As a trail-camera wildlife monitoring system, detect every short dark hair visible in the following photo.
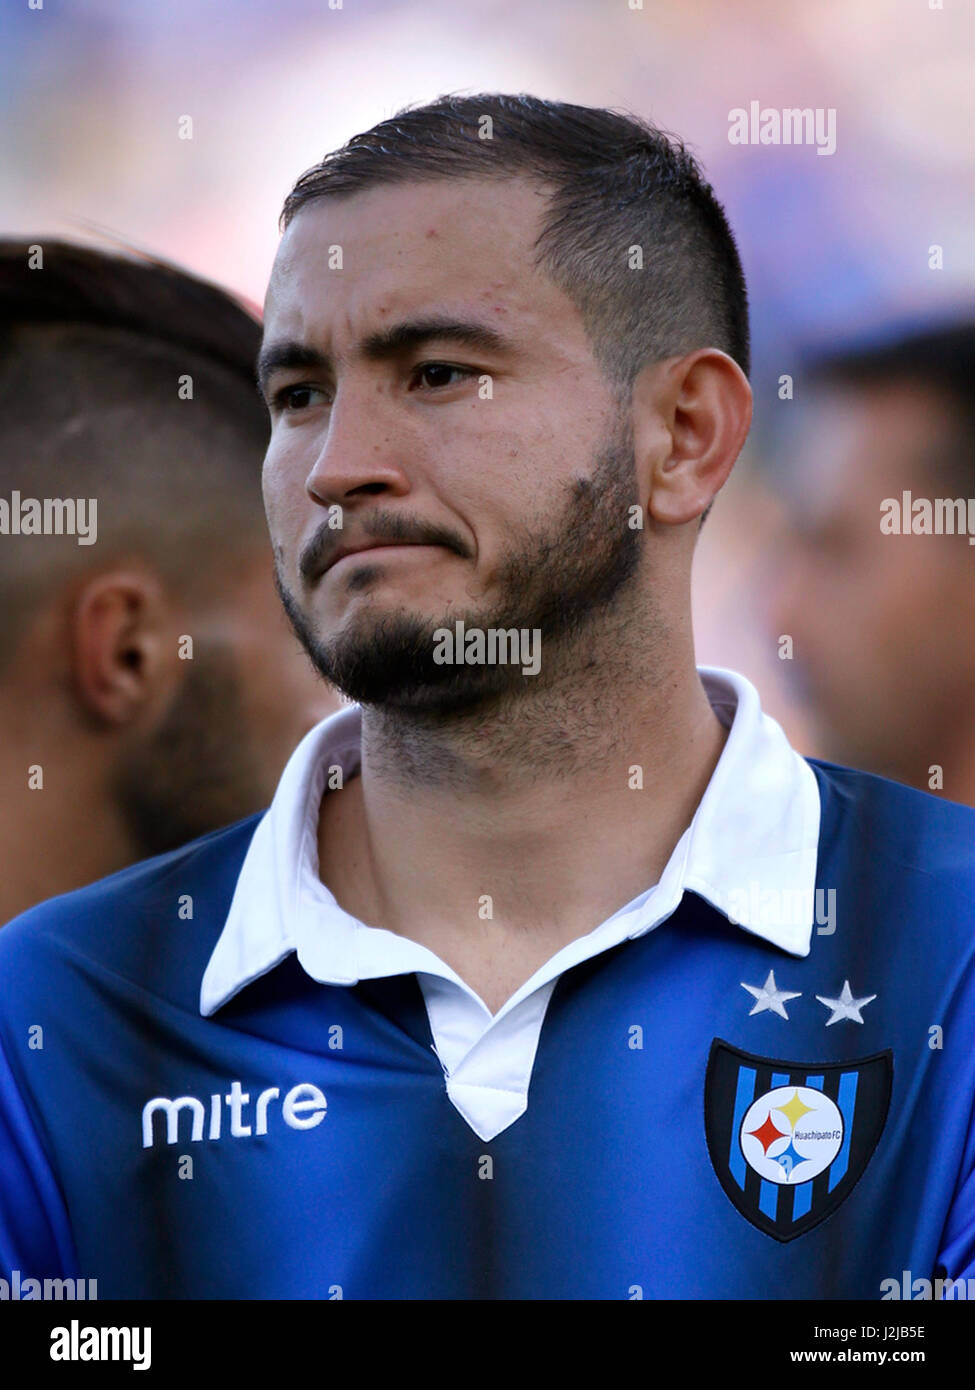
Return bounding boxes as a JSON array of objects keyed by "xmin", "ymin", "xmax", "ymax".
[
  {"xmin": 280, "ymin": 93, "xmax": 751, "ymax": 391},
  {"xmin": 804, "ymin": 319, "xmax": 975, "ymax": 488},
  {"xmin": 0, "ymin": 239, "xmax": 271, "ymax": 653}
]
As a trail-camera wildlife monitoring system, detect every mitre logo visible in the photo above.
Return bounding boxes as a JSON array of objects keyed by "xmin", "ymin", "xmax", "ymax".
[{"xmin": 141, "ymin": 1080, "xmax": 327, "ymax": 1148}]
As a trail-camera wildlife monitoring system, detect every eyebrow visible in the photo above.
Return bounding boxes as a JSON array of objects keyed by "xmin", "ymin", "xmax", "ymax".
[{"xmin": 256, "ymin": 315, "xmax": 512, "ymax": 401}]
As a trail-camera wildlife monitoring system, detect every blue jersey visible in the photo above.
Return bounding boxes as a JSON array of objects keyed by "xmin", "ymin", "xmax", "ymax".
[{"xmin": 1, "ymin": 759, "xmax": 974, "ymax": 1299}]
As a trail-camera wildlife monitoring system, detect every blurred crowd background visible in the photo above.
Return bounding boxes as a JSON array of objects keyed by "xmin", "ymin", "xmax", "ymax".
[{"xmin": 2, "ymin": 0, "xmax": 974, "ymax": 916}]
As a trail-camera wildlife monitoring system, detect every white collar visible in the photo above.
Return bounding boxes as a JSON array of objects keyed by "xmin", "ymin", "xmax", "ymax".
[{"xmin": 200, "ymin": 667, "xmax": 820, "ymax": 1017}]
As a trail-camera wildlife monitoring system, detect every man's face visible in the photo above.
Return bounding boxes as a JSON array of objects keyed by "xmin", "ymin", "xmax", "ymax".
[
  {"xmin": 772, "ymin": 382, "xmax": 975, "ymax": 783},
  {"xmin": 259, "ymin": 177, "xmax": 643, "ymax": 713}
]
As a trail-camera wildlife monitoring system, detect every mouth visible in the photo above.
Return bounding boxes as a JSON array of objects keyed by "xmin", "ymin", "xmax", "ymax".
[{"xmin": 324, "ymin": 543, "xmax": 442, "ymax": 576}]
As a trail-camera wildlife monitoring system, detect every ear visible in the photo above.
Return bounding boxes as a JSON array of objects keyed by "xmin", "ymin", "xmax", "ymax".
[
  {"xmin": 632, "ymin": 349, "xmax": 752, "ymax": 527},
  {"xmin": 70, "ymin": 570, "xmax": 179, "ymax": 725}
]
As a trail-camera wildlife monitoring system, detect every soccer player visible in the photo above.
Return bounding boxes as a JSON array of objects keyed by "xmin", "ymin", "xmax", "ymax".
[
  {"xmin": 0, "ymin": 96, "xmax": 973, "ymax": 1300},
  {"xmin": 771, "ymin": 322, "xmax": 975, "ymax": 804},
  {"xmin": 0, "ymin": 240, "xmax": 339, "ymax": 924}
]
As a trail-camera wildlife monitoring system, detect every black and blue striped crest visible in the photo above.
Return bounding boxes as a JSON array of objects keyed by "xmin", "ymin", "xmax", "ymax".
[{"xmin": 705, "ymin": 1038, "xmax": 892, "ymax": 1241}]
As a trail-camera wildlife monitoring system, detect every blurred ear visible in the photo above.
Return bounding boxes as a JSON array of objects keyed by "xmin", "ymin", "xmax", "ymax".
[
  {"xmin": 632, "ymin": 349, "xmax": 752, "ymax": 526},
  {"xmin": 70, "ymin": 570, "xmax": 179, "ymax": 725}
]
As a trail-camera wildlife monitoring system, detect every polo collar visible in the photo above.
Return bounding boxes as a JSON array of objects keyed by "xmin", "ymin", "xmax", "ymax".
[{"xmin": 200, "ymin": 667, "xmax": 820, "ymax": 1017}]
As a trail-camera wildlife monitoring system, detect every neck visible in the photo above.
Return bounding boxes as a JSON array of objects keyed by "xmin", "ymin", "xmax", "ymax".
[
  {"xmin": 950, "ymin": 738, "xmax": 975, "ymax": 809},
  {"xmin": 0, "ymin": 700, "xmax": 139, "ymax": 926},
  {"xmin": 904, "ymin": 719, "xmax": 975, "ymax": 809},
  {"xmin": 318, "ymin": 612, "xmax": 729, "ymax": 993}
]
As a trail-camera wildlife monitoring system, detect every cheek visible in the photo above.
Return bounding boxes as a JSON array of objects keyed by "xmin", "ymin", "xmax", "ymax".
[
  {"xmin": 262, "ymin": 447, "xmax": 310, "ymax": 549},
  {"xmin": 261, "ymin": 451, "xmax": 284, "ymax": 526}
]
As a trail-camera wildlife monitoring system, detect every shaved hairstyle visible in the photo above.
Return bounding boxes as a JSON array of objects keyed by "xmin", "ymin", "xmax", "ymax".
[
  {"xmin": 0, "ymin": 239, "xmax": 270, "ymax": 659},
  {"xmin": 281, "ymin": 92, "xmax": 751, "ymax": 392}
]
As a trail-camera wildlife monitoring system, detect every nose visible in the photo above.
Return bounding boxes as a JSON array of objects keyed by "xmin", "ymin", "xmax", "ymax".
[{"xmin": 304, "ymin": 380, "xmax": 412, "ymax": 509}]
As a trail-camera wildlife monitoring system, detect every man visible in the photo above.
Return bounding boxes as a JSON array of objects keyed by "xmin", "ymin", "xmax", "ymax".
[
  {"xmin": 0, "ymin": 240, "xmax": 339, "ymax": 923},
  {"xmin": 771, "ymin": 322, "xmax": 975, "ymax": 804},
  {"xmin": 0, "ymin": 96, "xmax": 973, "ymax": 1300}
]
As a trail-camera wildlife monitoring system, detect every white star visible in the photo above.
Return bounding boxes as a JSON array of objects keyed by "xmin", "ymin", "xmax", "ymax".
[
  {"xmin": 741, "ymin": 969, "xmax": 802, "ymax": 1020},
  {"xmin": 816, "ymin": 979, "xmax": 877, "ymax": 1026}
]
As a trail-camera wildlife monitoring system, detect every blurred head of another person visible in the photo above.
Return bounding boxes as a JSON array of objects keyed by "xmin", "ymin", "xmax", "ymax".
[
  {"xmin": 771, "ymin": 322, "xmax": 975, "ymax": 802},
  {"xmin": 0, "ymin": 240, "xmax": 341, "ymax": 922}
]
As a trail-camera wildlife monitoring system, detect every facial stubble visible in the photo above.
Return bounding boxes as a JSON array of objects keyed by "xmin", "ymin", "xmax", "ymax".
[{"xmin": 273, "ymin": 419, "xmax": 645, "ymax": 716}]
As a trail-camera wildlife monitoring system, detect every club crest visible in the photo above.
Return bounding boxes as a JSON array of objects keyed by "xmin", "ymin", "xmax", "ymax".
[{"xmin": 705, "ymin": 1038, "xmax": 892, "ymax": 1241}]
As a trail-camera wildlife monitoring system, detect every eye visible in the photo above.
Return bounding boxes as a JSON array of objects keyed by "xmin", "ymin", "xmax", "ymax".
[
  {"xmin": 411, "ymin": 362, "xmax": 475, "ymax": 390},
  {"xmin": 271, "ymin": 384, "xmax": 329, "ymax": 414}
]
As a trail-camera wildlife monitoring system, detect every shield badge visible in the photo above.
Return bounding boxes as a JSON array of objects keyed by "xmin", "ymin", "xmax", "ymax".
[{"xmin": 705, "ymin": 1038, "xmax": 892, "ymax": 1241}]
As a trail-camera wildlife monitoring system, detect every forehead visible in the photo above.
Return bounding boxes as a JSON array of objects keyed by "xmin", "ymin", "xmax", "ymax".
[{"xmin": 263, "ymin": 177, "xmax": 582, "ymax": 348}]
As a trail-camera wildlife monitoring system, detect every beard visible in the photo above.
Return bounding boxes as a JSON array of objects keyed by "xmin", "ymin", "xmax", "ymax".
[{"xmin": 274, "ymin": 416, "xmax": 644, "ymax": 716}]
